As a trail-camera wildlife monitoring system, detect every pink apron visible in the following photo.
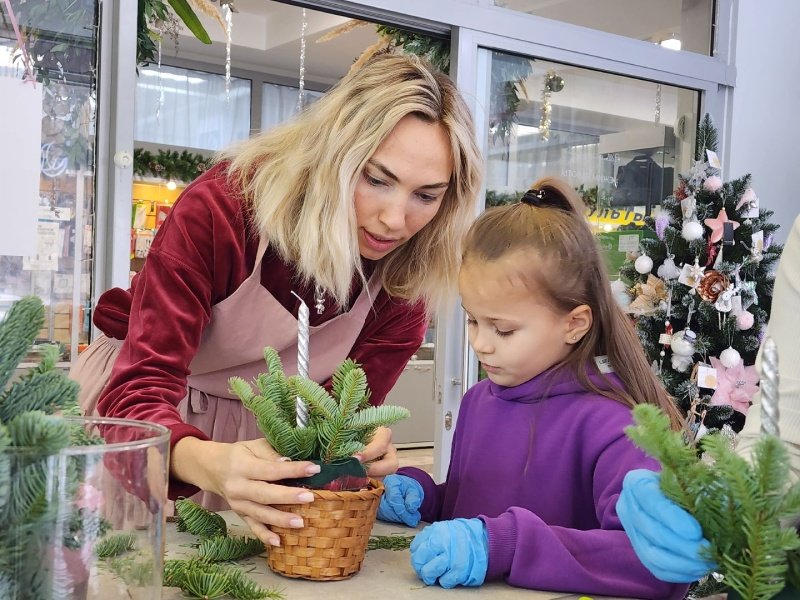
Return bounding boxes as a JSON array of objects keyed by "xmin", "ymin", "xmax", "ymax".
[{"xmin": 71, "ymin": 235, "xmax": 382, "ymax": 510}]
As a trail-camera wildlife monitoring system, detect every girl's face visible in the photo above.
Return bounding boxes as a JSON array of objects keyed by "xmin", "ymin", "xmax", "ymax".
[
  {"xmin": 459, "ymin": 256, "xmax": 576, "ymax": 388},
  {"xmin": 354, "ymin": 115, "xmax": 453, "ymax": 260}
]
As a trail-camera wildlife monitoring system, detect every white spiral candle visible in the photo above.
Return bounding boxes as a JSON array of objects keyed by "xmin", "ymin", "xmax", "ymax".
[
  {"xmin": 760, "ymin": 337, "xmax": 779, "ymax": 437},
  {"xmin": 291, "ymin": 292, "xmax": 310, "ymax": 428}
]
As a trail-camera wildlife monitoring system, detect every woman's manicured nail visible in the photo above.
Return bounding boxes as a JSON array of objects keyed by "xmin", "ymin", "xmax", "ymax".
[
  {"xmin": 279, "ymin": 456, "xmax": 292, "ymax": 462},
  {"xmin": 269, "ymin": 537, "xmax": 281, "ymax": 546},
  {"xmin": 354, "ymin": 453, "xmax": 364, "ymax": 462},
  {"xmin": 305, "ymin": 464, "xmax": 321, "ymax": 475},
  {"xmin": 289, "ymin": 517, "xmax": 304, "ymax": 528},
  {"xmin": 297, "ymin": 492, "xmax": 314, "ymax": 502}
]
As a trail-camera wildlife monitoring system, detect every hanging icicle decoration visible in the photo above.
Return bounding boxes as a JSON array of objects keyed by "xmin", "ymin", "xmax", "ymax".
[
  {"xmin": 539, "ymin": 70, "xmax": 564, "ymax": 142},
  {"xmin": 156, "ymin": 24, "xmax": 164, "ymax": 125},
  {"xmin": 297, "ymin": 8, "xmax": 308, "ymax": 112},
  {"xmin": 224, "ymin": 4, "xmax": 233, "ymax": 102},
  {"xmin": 539, "ymin": 71, "xmax": 553, "ymax": 142},
  {"xmin": 654, "ymin": 83, "xmax": 662, "ymax": 125}
]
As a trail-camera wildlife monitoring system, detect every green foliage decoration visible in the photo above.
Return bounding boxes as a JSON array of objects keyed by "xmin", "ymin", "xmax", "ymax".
[
  {"xmin": 626, "ymin": 404, "xmax": 800, "ymax": 600},
  {"xmin": 229, "ymin": 347, "xmax": 410, "ymax": 464},
  {"xmin": 134, "ymin": 148, "xmax": 213, "ymax": 183}
]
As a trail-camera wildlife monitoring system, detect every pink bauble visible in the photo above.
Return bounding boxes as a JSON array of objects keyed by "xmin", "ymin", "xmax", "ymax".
[
  {"xmin": 736, "ymin": 310, "xmax": 754, "ymax": 331},
  {"xmin": 703, "ymin": 176, "xmax": 723, "ymax": 192}
]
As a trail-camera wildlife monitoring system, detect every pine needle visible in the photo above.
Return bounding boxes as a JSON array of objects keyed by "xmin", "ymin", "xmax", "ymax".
[
  {"xmin": 198, "ymin": 535, "xmax": 265, "ymax": 562},
  {"xmin": 96, "ymin": 533, "xmax": 137, "ymax": 558},
  {"xmin": 175, "ymin": 497, "xmax": 228, "ymax": 538},
  {"xmin": 367, "ymin": 534, "xmax": 415, "ymax": 551}
]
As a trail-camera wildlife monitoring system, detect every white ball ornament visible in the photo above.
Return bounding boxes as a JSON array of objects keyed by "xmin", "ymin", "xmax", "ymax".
[
  {"xmin": 682, "ymin": 220, "xmax": 704, "ymax": 241},
  {"xmin": 736, "ymin": 310, "xmax": 754, "ymax": 331},
  {"xmin": 610, "ymin": 279, "xmax": 631, "ymax": 309},
  {"xmin": 720, "ymin": 346, "xmax": 742, "ymax": 369},
  {"xmin": 670, "ymin": 330, "xmax": 696, "ymax": 357},
  {"xmin": 634, "ymin": 254, "xmax": 653, "ymax": 274}
]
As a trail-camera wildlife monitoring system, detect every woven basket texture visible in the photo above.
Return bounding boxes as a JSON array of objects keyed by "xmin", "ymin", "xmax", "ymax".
[{"xmin": 267, "ymin": 478, "xmax": 384, "ymax": 580}]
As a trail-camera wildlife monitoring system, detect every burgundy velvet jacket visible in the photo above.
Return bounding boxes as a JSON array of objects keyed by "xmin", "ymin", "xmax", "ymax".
[{"xmin": 94, "ymin": 164, "xmax": 427, "ymax": 496}]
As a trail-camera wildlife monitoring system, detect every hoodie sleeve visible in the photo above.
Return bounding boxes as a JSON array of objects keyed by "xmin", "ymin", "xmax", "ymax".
[{"xmin": 480, "ymin": 430, "xmax": 689, "ymax": 600}]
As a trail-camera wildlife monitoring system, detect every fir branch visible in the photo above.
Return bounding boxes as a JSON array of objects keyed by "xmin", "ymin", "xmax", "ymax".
[
  {"xmin": 197, "ymin": 535, "xmax": 265, "ymax": 562},
  {"xmin": 96, "ymin": 533, "xmax": 137, "ymax": 558},
  {"xmin": 331, "ymin": 358, "xmax": 360, "ymax": 400},
  {"xmin": 0, "ymin": 371, "xmax": 80, "ymax": 422},
  {"xmin": 627, "ymin": 405, "xmax": 800, "ymax": 599},
  {"xmin": 695, "ymin": 113, "xmax": 718, "ymax": 161},
  {"xmin": 345, "ymin": 405, "xmax": 411, "ymax": 431},
  {"xmin": 107, "ymin": 553, "xmax": 155, "ymax": 588},
  {"xmin": 336, "ymin": 368, "xmax": 368, "ymax": 420},
  {"xmin": 291, "ymin": 376, "xmax": 338, "ymax": 421},
  {"xmin": 367, "ymin": 534, "xmax": 415, "ymax": 551},
  {"xmin": 5, "ymin": 411, "xmax": 71, "ymax": 452},
  {"xmin": 0, "ymin": 296, "xmax": 45, "ymax": 390},
  {"xmin": 182, "ymin": 570, "xmax": 229, "ymax": 599},
  {"xmin": 175, "ymin": 498, "xmax": 227, "ymax": 538}
]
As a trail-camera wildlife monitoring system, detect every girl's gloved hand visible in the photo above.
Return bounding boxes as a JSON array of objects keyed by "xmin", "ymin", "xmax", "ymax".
[
  {"xmin": 617, "ymin": 469, "xmax": 717, "ymax": 583},
  {"xmin": 410, "ymin": 518, "xmax": 488, "ymax": 588},
  {"xmin": 377, "ymin": 474, "xmax": 423, "ymax": 526}
]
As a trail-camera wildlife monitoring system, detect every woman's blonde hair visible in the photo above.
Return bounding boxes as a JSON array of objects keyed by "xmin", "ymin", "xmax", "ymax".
[
  {"xmin": 462, "ymin": 177, "xmax": 684, "ymax": 431},
  {"xmin": 220, "ymin": 53, "xmax": 482, "ymax": 312}
]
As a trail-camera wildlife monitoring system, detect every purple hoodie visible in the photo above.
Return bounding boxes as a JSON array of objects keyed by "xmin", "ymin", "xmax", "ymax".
[{"xmin": 399, "ymin": 367, "xmax": 687, "ymax": 600}]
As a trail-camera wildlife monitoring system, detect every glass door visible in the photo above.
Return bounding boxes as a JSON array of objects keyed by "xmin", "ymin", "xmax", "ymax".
[{"xmin": 0, "ymin": 1, "xmax": 100, "ymax": 365}]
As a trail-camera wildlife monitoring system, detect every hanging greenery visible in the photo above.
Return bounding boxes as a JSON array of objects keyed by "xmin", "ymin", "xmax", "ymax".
[
  {"xmin": 134, "ymin": 148, "xmax": 213, "ymax": 182},
  {"xmin": 137, "ymin": 0, "xmax": 215, "ymax": 67}
]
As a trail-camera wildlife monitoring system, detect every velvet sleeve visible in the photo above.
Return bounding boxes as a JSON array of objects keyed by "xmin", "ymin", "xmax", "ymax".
[
  {"xmin": 96, "ymin": 170, "xmax": 247, "ymax": 499},
  {"xmin": 481, "ymin": 426, "xmax": 688, "ymax": 600}
]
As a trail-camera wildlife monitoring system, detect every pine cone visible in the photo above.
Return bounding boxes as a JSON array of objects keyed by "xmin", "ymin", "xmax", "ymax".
[{"xmin": 697, "ymin": 270, "xmax": 729, "ymax": 302}]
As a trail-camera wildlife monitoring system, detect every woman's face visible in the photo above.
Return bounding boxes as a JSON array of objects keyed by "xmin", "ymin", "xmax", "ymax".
[{"xmin": 354, "ymin": 114, "xmax": 453, "ymax": 260}]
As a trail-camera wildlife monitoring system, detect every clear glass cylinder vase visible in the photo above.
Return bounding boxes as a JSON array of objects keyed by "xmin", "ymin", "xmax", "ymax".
[{"xmin": 1, "ymin": 417, "xmax": 170, "ymax": 600}]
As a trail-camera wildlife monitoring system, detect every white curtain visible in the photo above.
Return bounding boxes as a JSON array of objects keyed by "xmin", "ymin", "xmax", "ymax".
[
  {"xmin": 135, "ymin": 65, "xmax": 251, "ymax": 151},
  {"xmin": 261, "ymin": 83, "xmax": 322, "ymax": 132}
]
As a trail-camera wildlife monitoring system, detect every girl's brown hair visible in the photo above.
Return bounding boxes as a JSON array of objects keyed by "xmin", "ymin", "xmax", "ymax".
[{"xmin": 462, "ymin": 177, "xmax": 683, "ymax": 431}]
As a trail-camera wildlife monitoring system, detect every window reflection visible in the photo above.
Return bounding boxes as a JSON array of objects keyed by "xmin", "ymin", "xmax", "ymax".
[
  {"xmin": 494, "ymin": 0, "xmax": 714, "ymax": 56},
  {"xmin": 479, "ymin": 50, "xmax": 699, "ymax": 232}
]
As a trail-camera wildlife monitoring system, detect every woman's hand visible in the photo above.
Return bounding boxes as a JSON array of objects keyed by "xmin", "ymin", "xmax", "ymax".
[
  {"xmin": 355, "ymin": 426, "xmax": 399, "ymax": 477},
  {"xmin": 172, "ymin": 437, "xmax": 320, "ymax": 546}
]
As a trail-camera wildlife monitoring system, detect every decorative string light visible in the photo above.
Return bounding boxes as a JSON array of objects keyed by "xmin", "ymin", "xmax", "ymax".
[{"xmin": 297, "ymin": 8, "xmax": 308, "ymax": 112}]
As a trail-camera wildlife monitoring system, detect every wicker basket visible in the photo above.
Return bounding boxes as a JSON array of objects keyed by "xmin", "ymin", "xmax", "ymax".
[{"xmin": 267, "ymin": 478, "xmax": 385, "ymax": 580}]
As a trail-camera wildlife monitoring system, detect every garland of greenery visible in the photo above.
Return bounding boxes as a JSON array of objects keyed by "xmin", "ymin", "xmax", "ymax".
[{"xmin": 134, "ymin": 148, "xmax": 213, "ymax": 183}]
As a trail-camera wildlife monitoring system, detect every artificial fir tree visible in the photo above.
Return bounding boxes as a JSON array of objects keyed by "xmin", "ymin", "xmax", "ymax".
[{"xmin": 619, "ymin": 115, "xmax": 782, "ymax": 434}]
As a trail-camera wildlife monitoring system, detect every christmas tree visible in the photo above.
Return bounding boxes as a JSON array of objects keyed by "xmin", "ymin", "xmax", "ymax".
[{"xmin": 618, "ymin": 115, "xmax": 782, "ymax": 434}]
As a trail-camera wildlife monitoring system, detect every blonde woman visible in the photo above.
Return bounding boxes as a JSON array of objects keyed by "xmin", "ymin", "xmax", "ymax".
[{"xmin": 71, "ymin": 54, "xmax": 482, "ymax": 546}]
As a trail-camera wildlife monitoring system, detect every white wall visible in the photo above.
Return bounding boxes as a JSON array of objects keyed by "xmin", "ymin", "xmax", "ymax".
[{"xmin": 728, "ymin": 1, "xmax": 800, "ymax": 244}]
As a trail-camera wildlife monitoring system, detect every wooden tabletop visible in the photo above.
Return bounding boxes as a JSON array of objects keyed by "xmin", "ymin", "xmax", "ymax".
[{"xmin": 162, "ymin": 512, "xmax": 634, "ymax": 600}]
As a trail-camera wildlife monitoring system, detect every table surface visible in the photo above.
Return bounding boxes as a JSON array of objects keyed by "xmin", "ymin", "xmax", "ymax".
[{"xmin": 162, "ymin": 512, "xmax": 636, "ymax": 600}]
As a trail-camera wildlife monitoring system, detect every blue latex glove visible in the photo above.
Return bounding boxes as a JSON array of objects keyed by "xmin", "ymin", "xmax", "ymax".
[
  {"xmin": 617, "ymin": 469, "xmax": 717, "ymax": 583},
  {"xmin": 410, "ymin": 518, "xmax": 488, "ymax": 588},
  {"xmin": 377, "ymin": 474, "xmax": 423, "ymax": 527}
]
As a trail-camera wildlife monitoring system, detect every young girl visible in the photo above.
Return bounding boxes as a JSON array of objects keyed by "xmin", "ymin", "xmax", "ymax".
[{"xmin": 377, "ymin": 178, "xmax": 687, "ymax": 599}]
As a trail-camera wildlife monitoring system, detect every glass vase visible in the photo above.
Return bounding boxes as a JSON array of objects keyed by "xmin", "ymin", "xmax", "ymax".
[{"xmin": 1, "ymin": 417, "xmax": 170, "ymax": 599}]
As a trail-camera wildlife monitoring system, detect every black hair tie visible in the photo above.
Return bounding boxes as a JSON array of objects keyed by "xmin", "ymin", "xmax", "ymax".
[{"xmin": 520, "ymin": 188, "xmax": 559, "ymax": 208}]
